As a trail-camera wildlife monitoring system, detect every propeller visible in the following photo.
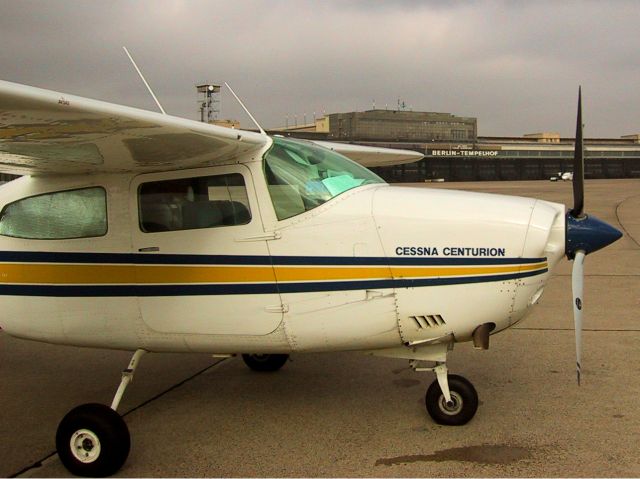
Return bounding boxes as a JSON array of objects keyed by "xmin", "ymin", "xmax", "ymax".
[
  {"xmin": 571, "ymin": 250, "xmax": 584, "ymax": 385},
  {"xmin": 566, "ymin": 87, "xmax": 622, "ymax": 385},
  {"xmin": 571, "ymin": 87, "xmax": 584, "ymax": 218}
]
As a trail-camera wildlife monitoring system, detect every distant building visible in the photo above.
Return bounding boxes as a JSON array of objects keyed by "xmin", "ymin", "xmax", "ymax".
[
  {"xmin": 523, "ymin": 132, "xmax": 561, "ymax": 143},
  {"xmin": 210, "ymin": 119, "xmax": 241, "ymax": 129},
  {"xmin": 370, "ymin": 134, "xmax": 640, "ymax": 182},
  {"xmin": 269, "ymin": 109, "xmax": 640, "ymax": 182},
  {"xmin": 325, "ymin": 110, "xmax": 477, "ymax": 143}
]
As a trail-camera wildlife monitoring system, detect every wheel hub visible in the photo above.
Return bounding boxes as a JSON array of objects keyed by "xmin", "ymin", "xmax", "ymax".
[
  {"xmin": 438, "ymin": 391, "xmax": 464, "ymax": 416},
  {"xmin": 70, "ymin": 429, "xmax": 101, "ymax": 463}
]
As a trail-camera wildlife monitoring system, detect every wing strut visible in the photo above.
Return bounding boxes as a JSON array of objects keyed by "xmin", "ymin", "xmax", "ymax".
[{"xmin": 224, "ymin": 82, "xmax": 267, "ymax": 136}]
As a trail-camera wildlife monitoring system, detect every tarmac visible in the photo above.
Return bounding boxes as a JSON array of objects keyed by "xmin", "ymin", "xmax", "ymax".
[{"xmin": 1, "ymin": 178, "xmax": 639, "ymax": 477}]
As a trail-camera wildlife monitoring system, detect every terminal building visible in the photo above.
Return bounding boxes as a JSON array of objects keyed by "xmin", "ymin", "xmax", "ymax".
[{"xmin": 272, "ymin": 110, "xmax": 640, "ymax": 182}]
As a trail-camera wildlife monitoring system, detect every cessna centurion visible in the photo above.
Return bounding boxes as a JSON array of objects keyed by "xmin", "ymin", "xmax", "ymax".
[{"xmin": 0, "ymin": 79, "xmax": 621, "ymax": 476}]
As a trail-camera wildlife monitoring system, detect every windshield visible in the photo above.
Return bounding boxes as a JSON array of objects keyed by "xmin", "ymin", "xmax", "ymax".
[{"xmin": 264, "ymin": 137, "xmax": 385, "ymax": 220}]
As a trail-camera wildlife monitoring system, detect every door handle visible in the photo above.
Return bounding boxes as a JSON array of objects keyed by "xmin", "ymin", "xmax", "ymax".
[{"xmin": 138, "ymin": 246, "xmax": 160, "ymax": 252}]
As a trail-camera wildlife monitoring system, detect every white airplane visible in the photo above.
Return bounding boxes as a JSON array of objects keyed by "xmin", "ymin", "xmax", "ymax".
[{"xmin": 0, "ymin": 81, "xmax": 621, "ymax": 477}]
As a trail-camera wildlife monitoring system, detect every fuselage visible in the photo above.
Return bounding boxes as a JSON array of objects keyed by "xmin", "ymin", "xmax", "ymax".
[{"xmin": 0, "ymin": 137, "xmax": 566, "ymax": 354}]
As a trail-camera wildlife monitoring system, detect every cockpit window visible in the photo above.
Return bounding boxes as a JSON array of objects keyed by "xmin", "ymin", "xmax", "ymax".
[{"xmin": 263, "ymin": 137, "xmax": 384, "ymax": 220}]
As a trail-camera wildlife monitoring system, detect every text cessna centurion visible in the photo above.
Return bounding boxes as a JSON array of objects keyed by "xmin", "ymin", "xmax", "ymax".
[
  {"xmin": 0, "ymin": 80, "xmax": 621, "ymax": 477},
  {"xmin": 395, "ymin": 246, "xmax": 507, "ymax": 257}
]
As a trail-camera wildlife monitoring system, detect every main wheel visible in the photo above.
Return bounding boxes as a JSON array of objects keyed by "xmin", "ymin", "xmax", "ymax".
[
  {"xmin": 425, "ymin": 374, "xmax": 478, "ymax": 426},
  {"xmin": 56, "ymin": 403, "xmax": 130, "ymax": 477},
  {"xmin": 242, "ymin": 353, "xmax": 289, "ymax": 372}
]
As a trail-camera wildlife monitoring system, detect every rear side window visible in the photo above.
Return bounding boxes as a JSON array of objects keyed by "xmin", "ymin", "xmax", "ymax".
[
  {"xmin": 138, "ymin": 173, "xmax": 251, "ymax": 233},
  {"xmin": 0, "ymin": 187, "xmax": 107, "ymax": 239}
]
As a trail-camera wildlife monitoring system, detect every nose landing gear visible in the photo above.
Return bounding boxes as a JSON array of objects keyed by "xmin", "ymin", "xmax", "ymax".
[
  {"xmin": 425, "ymin": 373, "xmax": 478, "ymax": 425},
  {"xmin": 411, "ymin": 360, "xmax": 479, "ymax": 426}
]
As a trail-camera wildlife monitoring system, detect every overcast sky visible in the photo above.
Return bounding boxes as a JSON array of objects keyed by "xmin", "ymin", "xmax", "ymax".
[{"xmin": 1, "ymin": 0, "xmax": 638, "ymax": 137}]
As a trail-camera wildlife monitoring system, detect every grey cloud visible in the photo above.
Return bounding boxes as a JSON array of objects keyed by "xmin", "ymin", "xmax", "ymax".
[{"xmin": 0, "ymin": 0, "xmax": 638, "ymax": 136}]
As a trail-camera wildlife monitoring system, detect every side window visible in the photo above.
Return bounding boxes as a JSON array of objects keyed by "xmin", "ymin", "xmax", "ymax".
[
  {"xmin": 138, "ymin": 173, "xmax": 251, "ymax": 233},
  {"xmin": 0, "ymin": 187, "xmax": 107, "ymax": 239}
]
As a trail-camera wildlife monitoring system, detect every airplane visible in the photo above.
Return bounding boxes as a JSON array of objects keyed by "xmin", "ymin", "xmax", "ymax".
[{"xmin": 0, "ymin": 80, "xmax": 622, "ymax": 477}]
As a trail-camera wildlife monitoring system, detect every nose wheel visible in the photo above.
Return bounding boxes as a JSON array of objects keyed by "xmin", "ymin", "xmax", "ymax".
[
  {"xmin": 425, "ymin": 374, "xmax": 478, "ymax": 425},
  {"xmin": 411, "ymin": 359, "xmax": 478, "ymax": 426}
]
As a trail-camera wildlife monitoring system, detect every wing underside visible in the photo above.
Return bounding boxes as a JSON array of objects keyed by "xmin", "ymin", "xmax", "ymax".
[
  {"xmin": 311, "ymin": 140, "xmax": 424, "ymax": 167},
  {"xmin": 0, "ymin": 80, "xmax": 269, "ymax": 175}
]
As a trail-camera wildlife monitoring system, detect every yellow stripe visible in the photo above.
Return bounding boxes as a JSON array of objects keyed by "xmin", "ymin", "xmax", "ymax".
[
  {"xmin": 0, "ymin": 261, "xmax": 548, "ymax": 285},
  {"xmin": 0, "ymin": 264, "xmax": 275, "ymax": 284},
  {"xmin": 274, "ymin": 266, "xmax": 391, "ymax": 282}
]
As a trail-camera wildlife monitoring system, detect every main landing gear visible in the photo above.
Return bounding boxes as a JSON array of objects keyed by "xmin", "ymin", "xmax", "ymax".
[
  {"xmin": 412, "ymin": 360, "xmax": 478, "ymax": 426},
  {"xmin": 242, "ymin": 353, "xmax": 289, "ymax": 372},
  {"xmin": 56, "ymin": 349, "xmax": 146, "ymax": 477}
]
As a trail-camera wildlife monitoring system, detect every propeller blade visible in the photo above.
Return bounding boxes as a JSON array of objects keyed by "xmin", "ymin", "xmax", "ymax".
[
  {"xmin": 572, "ymin": 86, "xmax": 585, "ymax": 217},
  {"xmin": 571, "ymin": 250, "xmax": 585, "ymax": 385}
]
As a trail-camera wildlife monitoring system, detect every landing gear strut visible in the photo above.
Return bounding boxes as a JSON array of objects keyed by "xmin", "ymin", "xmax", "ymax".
[{"xmin": 56, "ymin": 349, "xmax": 146, "ymax": 477}]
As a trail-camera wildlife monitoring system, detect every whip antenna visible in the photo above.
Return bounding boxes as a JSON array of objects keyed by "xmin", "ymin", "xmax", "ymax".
[{"xmin": 122, "ymin": 46, "xmax": 166, "ymax": 115}]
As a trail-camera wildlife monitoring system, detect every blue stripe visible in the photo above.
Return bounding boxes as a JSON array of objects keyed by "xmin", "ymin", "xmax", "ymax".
[
  {"xmin": 0, "ymin": 269, "xmax": 547, "ymax": 297},
  {"xmin": 0, "ymin": 250, "xmax": 547, "ymax": 267}
]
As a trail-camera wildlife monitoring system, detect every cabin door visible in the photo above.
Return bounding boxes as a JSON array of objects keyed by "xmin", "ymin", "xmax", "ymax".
[{"xmin": 130, "ymin": 165, "xmax": 283, "ymax": 336}]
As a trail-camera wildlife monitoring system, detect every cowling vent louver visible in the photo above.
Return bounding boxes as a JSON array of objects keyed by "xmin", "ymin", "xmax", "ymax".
[{"xmin": 410, "ymin": 315, "xmax": 446, "ymax": 329}]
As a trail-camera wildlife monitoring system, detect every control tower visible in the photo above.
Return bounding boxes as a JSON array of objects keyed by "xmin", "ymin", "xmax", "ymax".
[{"xmin": 196, "ymin": 83, "xmax": 221, "ymax": 123}]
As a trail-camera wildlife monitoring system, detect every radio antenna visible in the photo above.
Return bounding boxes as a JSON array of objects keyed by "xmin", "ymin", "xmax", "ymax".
[
  {"xmin": 224, "ymin": 82, "xmax": 266, "ymax": 135},
  {"xmin": 122, "ymin": 46, "xmax": 166, "ymax": 115}
]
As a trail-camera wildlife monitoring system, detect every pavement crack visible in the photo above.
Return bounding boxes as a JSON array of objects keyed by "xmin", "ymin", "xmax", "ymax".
[
  {"xmin": 615, "ymin": 193, "xmax": 640, "ymax": 248},
  {"xmin": 9, "ymin": 453, "xmax": 56, "ymax": 478}
]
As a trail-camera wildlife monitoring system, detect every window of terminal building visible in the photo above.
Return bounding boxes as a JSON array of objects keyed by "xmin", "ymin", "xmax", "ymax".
[
  {"xmin": 452, "ymin": 130, "xmax": 466, "ymax": 141},
  {"xmin": 0, "ymin": 187, "xmax": 107, "ymax": 239},
  {"xmin": 138, "ymin": 173, "xmax": 251, "ymax": 233}
]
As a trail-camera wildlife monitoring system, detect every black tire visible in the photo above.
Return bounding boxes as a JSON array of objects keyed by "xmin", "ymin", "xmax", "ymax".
[
  {"xmin": 425, "ymin": 374, "xmax": 478, "ymax": 426},
  {"xmin": 56, "ymin": 403, "xmax": 130, "ymax": 477},
  {"xmin": 242, "ymin": 353, "xmax": 289, "ymax": 372}
]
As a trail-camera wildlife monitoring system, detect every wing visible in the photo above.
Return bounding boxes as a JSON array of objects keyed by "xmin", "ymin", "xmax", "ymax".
[
  {"xmin": 311, "ymin": 140, "xmax": 424, "ymax": 167},
  {"xmin": 0, "ymin": 80, "xmax": 269, "ymax": 175}
]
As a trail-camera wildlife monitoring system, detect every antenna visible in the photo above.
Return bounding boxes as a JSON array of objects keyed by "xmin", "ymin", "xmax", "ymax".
[
  {"xmin": 224, "ymin": 82, "xmax": 266, "ymax": 135},
  {"xmin": 122, "ymin": 46, "xmax": 166, "ymax": 115}
]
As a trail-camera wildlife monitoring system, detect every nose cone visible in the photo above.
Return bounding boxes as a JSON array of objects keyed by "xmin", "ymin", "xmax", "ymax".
[{"xmin": 566, "ymin": 213, "xmax": 623, "ymax": 259}]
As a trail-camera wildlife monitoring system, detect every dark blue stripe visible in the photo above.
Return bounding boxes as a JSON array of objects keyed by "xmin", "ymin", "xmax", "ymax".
[
  {"xmin": 0, "ymin": 269, "xmax": 547, "ymax": 297},
  {"xmin": 0, "ymin": 251, "xmax": 274, "ymax": 265},
  {"xmin": 0, "ymin": 250, "xmax": 547, "ymax": 267}
]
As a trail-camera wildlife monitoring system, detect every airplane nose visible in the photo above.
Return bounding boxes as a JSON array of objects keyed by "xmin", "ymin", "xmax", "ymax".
[{"xmin": 566, "ymin": 213, "xmax": 623, "ymax": 259}]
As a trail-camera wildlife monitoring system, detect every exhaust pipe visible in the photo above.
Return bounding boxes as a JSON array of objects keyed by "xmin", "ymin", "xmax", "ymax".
[{"xmin": 472, "ymin": 323, "xmax": 496, "ymax": 350}]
